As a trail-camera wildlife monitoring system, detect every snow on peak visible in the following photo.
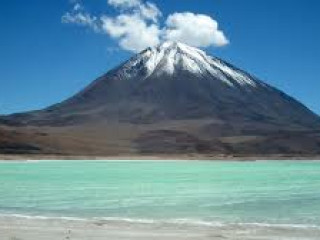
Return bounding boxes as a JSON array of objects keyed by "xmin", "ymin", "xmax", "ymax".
[
  {"xmin": 120, "ymin": 41, "xmax": 257, "ymax": 87},
  {"xmin": 142, "ymin": 41, "xmax": 213, "ymax": 75}
]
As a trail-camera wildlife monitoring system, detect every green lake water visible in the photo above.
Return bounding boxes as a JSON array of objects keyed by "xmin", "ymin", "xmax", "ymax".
[{"xmin": 1, "ymin": 160, "xmax": 320, "ymax": 226}]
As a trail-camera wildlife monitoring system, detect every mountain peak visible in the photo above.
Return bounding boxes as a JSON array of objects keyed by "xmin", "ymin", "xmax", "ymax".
[
  {"xmin": 118, "ymin": 41, "xmax": 258, "ymax": 87},
  {"xmin": 154, "ymin": 41, "xmax": 199, "ymax": 53},
  {"xmin": 142, "ymin": 41, "xmax": 213, "ymax": 75}
]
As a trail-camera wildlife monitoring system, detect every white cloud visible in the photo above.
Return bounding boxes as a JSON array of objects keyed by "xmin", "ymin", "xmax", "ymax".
[
  {"xmin": 138, "ymin": 2, "xmax": 162, "ymax": 23},
  {"xmin": 62, "ymin": 3, "xmax": 100, "ymax": 32},
  {"xmin": 101, "ymin": 14, "xmax": 161, "ymax": 52},
  {"xmin": 100, "ymin": 0, "xmax": 162, "ymax": 52},
  {"xmin": 164, "ymin": 12, "xmax": 229, "ymax": 47},
  {"xmin": 108, "ymin": 0, "xmax": 141, "ymax": 9},
  {"xmin": 62, "ymin": 1, "xmax": 229, "ymax": 52},
  {"xmin": 108, "ymin": 0, "xmax": 161, "ymax": 23},
  {"xmin": 73, "ymin": 3, "xmax": 83, "ymax": 11}
]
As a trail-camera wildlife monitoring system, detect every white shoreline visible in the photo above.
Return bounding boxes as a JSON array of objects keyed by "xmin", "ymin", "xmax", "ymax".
[
  {"xmin": 1, "ymin": 153, "xmax": 320, "ymax": 161},
  {"xmin": 1, "ymin": 159, "xmax": 320, "ymax": 164},
  {"xmin": 2, "ymin": 213, "xmax": 320, "ymax": 230}
]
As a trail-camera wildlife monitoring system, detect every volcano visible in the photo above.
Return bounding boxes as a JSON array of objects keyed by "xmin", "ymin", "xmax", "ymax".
[{"xmin": 1, "ymin": 41, "xmax": 320, "ymax": 158}]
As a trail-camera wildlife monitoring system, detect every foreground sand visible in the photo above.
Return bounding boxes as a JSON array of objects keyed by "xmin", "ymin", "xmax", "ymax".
[{"xmin": 1, "ymin": 216, "xmax": 320, "ymax": 240}]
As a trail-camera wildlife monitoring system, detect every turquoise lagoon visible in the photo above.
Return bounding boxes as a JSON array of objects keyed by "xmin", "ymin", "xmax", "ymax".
[{"xmin": 1, "ymin": 160, "xmax": 320, "ymax": 227}]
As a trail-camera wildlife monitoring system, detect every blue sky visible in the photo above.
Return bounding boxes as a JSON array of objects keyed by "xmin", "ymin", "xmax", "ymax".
[{"xmin": 0, "ymin": 0, "xmax": 319, "ymax": 115}]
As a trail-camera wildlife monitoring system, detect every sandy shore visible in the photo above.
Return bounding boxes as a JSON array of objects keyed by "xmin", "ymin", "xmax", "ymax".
[{"xmin": 1, "ymin": 216, "xmax": 320, "ymax": 240}]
